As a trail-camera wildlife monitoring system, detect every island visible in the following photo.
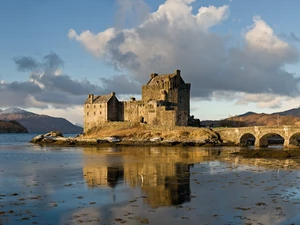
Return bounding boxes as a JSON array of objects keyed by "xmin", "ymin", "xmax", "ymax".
[
  {"xmin": 0, "ymin": 120, "xmax": 28, "ymax": 133},
  {"xmin": 31, "ymin": 70, "xmax": 222, "ymax": 147}
]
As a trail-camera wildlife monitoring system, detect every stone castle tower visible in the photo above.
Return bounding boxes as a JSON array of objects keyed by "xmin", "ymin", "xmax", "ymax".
[{"xmin": 84, "ymin": 69, "xmax": 191, "ymax": 132}]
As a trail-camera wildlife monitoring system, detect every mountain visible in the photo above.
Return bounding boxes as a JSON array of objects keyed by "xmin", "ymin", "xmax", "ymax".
[
  {"xmin": 0, "ymin": 120, "xmax": 28, "ymax": 133},
  {"xmin": 277, "ymin": 107, "xmax": 300, "ymax": 117},
  {"xmin": 74, "ymin": 123, "xmax": 83, "ymax": 128},
  {"xmin": 202, "ymin": 107, "xmax": 300, "ymax": 127},
  {"xmin": 1, "ymin": 107, "xmax": 33, "ymax": 115},
  {"xmin": 237, "ymin": 111, "xmax": 256, "ymax": 117},
  {"xmin": 0, "ymin": 108, "xmax": 83, "ymax": 134}
]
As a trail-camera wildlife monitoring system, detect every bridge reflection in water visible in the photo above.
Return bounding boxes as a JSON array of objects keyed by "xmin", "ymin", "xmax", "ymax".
[{"xmin": 82, "ymin": 147, "xmax": 225, "ymax": 208}]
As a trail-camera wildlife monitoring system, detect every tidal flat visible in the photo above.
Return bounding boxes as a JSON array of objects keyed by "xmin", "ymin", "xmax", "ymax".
[{"xmin": 1, "ymin": 135, "xmax": 300, "ymax": 225}]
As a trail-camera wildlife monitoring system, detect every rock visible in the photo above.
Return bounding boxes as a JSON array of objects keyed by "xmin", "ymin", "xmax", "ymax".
[
  {"xmin": 150, "ymin": 137, "xmax": 163, "ymax": 142},
  {"xmin": 44, "ymin": 131, "xmax": 63, "ymax": 137},
  {"xmin": 104, "ymin": 137, "xmax": 121, "ymax": 143},
  {"xmin": 30, "ymin": 134, "xmax": 44, "ymax": 143},
  {"xmin": 30, "ymin": 131, "xmax": 64, "ymax": 143}
]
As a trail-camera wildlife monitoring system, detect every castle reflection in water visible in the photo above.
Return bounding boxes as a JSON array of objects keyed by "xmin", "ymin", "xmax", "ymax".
[
  {"xmin": 82, "ymin": 146, "xmax": 300, "ymax": 208},
  {"xmin": 82, "ymin": 146, "xmax": 216, "ymax": 208}
]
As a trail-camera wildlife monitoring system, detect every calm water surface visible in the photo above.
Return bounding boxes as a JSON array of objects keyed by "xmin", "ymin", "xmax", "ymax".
[{"xmin": 1, "ymin": 134, "xmax": 300, "ymax": 225}]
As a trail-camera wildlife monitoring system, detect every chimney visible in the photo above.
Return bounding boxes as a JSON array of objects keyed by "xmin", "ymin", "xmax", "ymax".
[
  {"xmin": 174, "ymin": 69, "xmax": 181, "ymax": 76},
  {"xmin": 111, "ymin": 92, "xmax": 115, "ymax": 96},
  {"xmin": 151, "ymin": 73, "xmax": 158, "ymax": 79},
  {"xmin": 89, "ymin": 94, "xmax": 94, "ymax": 103}
]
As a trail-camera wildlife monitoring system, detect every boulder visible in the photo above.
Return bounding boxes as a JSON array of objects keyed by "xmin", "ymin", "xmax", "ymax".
[
  {"xmin": 30, "ymin": 134, "xmax": 44, "ymax": 143},
  {"xmin": 44, "ymin": 131, "xmax": 63, "ymax": 137}
]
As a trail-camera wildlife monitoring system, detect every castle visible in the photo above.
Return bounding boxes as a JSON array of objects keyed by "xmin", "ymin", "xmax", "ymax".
[{"xmin": 84, "ymin": 69, "xmax": 192, "ymax": 132}]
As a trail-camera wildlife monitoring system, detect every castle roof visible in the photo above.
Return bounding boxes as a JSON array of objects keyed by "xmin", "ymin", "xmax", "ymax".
[
  {"xmin": 94, "ymin": 94, "xmax": 113, "ymax": 103},
  {"xmin": 84, "ymin": 93, "xmax": 114, "ymax": 104},
  {"xmin": 147, "ymin": 73, "xmax": 176, "ymax": 85}
]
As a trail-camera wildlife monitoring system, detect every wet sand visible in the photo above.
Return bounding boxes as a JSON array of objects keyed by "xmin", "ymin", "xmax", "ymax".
[{"xmin": 1, "ymin": 145, "xmax": 300, "ymax": 224}]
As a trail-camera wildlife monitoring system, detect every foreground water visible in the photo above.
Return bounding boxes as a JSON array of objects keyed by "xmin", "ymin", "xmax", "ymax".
[{"xmin": 1, "ymin": 134, "xmax": 300, "ymax": 224}]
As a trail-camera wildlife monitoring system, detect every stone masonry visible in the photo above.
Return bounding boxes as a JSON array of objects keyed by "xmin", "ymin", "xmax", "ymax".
[{"xmin": 84, "ymin": 69, "xmax": 191, "ymax": 132}]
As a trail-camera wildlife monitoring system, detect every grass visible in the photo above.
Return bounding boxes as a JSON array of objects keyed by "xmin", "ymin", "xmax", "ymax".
[{"xmin": 83, "ymin": 122, "xmax": 218, "ymax": 142}]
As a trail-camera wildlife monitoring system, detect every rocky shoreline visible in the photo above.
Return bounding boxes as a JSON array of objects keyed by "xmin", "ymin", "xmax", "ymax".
[
  {"xmin": 30, "ymin": 130, "xmax": 300, "ymax": 159},
  {"xmin": 30, "ymin": 131, "xmax": 224, "ymax": 147}
]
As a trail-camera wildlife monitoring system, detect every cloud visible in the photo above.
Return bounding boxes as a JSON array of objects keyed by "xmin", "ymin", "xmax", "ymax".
[
  {"xmin": 0, "ymin": 52, "xmax": 139, "ymax": 109},
  {"xmin": 13, "ymin": 56, "xmax": 39, "ymax": 72},
  {"xmin": 236, "ymin": 93, "xmax": 285, "ymax": 109},
  {"xmin": 69, "ymin": 0, "xmax": 300, "ymax": 101},
  {"xmin": 99, "ymin": 75, "xmax": 140, "ymax": 94},
  {"xmin": 290, "ymin": 32, "xmax": 300, "ymax": 42}
]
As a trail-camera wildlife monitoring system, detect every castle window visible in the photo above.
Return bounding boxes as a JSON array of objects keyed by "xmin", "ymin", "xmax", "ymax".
[
  {"xmin": 94, "ymin": 105, "xmax": 96, "ymax": 108},
  {"xmin": 100, "ymin": 112, "xmax": 102, "ymax": 115},
  {"xmin": 87, "ymin": 105, "xmax": 89, "ymax": 108},
  {"xmin": 87, "ymin": 112, "xmax": 89, "ymax": 116},
  {"xmin": 94, "ymin": 112, "xmax": 96, "ymax": 115}
]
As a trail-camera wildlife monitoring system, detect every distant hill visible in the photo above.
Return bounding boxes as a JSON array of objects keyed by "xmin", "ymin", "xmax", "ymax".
[
  {"xmin": 202, "ymin": 107, "xmax": 300, "ymax": 127},
  {"xmin": 74, "ymin": 123, "xmax": 83, "ymax": 128},
  {"xmin": 0, "ymin": 120, "xmax": 28, "ymax": 133},
  {"xmin": 277, "ymin": 107, "xmax": 300, "ymax": 117},
  {"xmin": 0, "ymin": 108, "xmax": 83, "ymax": 134}
]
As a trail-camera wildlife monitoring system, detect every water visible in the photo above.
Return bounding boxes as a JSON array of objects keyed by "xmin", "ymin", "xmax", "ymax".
[{"xmin": 1, "ymin": 134, "xmax": 300, "ymax": 224}]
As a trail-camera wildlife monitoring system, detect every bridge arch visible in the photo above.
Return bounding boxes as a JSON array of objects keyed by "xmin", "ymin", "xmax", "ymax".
[
  {"xmin": 289, "ymin": 132, "xmax": 300, "ymax": 146},
  {"xmin": 256, "ymin": 133, "xmax": 284, "ymax": 147},
  {"xmin": 239, "ymin": 133, "xmax": 255, "ymax": 146}
]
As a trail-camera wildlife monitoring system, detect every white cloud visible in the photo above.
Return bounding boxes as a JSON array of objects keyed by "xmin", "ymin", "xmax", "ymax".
[
  {"xmin": 68, "ymin": 28, "xmax": 116, "ymax": 57},
  {"xmin": 69, "ymin": 0, "xmax": 300, "ymax": 102},
  {"xmin": 236, "ymin": 93, "xmax": 286, "ymax": 109},
  {"xmin": 195, "ymin": 5, "xmax": 229, "ymax": 29},
  {"xmin": 244, "ymin": 16, "xmax": 298, "ymax": 66}
]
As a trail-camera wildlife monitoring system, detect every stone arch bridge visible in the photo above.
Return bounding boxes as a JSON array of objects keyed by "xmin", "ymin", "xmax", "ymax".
[{"xmin": 214, "ymin": 126, "xmax": 300, "ymax": 147}]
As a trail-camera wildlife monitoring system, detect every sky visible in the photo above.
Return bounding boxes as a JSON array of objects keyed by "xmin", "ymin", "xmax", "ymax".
[{"xmin": 1, "ymin": 0, "xmax": 300, "ymax": 124}]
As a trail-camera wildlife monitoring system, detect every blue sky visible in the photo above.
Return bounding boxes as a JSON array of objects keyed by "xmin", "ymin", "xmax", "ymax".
[{"xmin": 1, "ymin": 0, "xmax": 300, "ymax": 124}]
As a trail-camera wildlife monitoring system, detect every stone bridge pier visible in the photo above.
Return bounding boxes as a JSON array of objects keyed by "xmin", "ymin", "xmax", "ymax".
[{"xmin": 214, "ymin": 126, "xmax": 300, "ymax": 148}]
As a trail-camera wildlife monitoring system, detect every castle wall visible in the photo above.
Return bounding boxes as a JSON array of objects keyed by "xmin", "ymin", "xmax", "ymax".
[
  {"xmin": 142, "ymin": 85, "xmax": 163, "ymax": 102},
  {"xmin": 176, "ymin": 109, "xmax": 188, "ymax": 126},
  {"xmin": 84, "ymin": 103, "xmax": 108, "ymax": 132},
  {"xmin": 124, "ymin": 100, "xmax": 143, "ymax": 123},
  {"xmin": 107, "ymin": 96, "xmax": 121, "ymax": 121},
  {"xmin": 178, "ymin": 84, "xmax": 190, "ymax": 113},
  {"xmin": 167, "ymin": 89, "xmax": 178, "ymax": 106},
  {"xmin": 155, "ymin": 107, "xmax": 176, "ymax": 126}
]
